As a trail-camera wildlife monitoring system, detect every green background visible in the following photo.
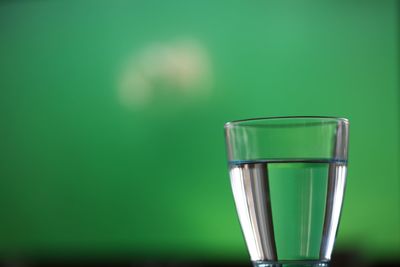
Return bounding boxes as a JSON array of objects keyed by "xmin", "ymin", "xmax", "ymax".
[{"xmin": 0, "ymin": 0, "xmax": 399, "ymax": 261}]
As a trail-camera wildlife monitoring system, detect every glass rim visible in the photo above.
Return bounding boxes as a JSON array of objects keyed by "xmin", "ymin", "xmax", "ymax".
[{"xmin": 224, "ymin": 116, "xmax": 349, "ymax": 128}]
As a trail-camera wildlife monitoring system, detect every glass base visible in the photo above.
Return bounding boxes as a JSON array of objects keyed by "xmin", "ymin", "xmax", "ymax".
[{"xmin": 253, "ymin": 261, "xmax": 329, "ymax": 267}]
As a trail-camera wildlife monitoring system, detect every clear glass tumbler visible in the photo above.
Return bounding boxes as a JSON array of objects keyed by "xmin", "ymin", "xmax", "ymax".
[{"xmin": 224, "ymin": 116, "xmax": 349, "ymax": 267}]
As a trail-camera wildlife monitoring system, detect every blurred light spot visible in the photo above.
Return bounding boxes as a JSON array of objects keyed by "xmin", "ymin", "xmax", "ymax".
[{"xmin": 118, "ymin": 38, "xmax": 213, "ymax": 109}]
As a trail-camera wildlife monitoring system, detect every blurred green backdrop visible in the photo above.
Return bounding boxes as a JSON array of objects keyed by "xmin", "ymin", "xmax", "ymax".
[{"xmin": 0, "ymin": 0, "xmax": 399, "ymax": 262}]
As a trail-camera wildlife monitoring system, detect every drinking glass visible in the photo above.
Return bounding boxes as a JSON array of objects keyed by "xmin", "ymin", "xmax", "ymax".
[{"xmin": 224, "ymin": 116, "xmax": 349, "ymax": 267}]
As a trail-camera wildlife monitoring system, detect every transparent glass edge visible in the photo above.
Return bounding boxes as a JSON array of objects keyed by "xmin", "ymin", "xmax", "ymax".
[{"xmin": 224, "ymin": 116, "xmax": 349, "ymax": 128}]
